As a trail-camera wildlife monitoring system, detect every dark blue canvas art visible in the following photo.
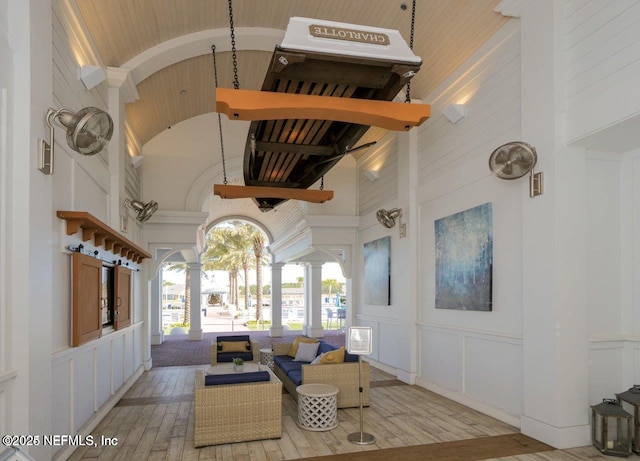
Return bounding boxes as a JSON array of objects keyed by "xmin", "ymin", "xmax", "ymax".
[
  {"xmin": 435, "ymin": 203, "xmax": 493, "ymax": 311},
  {"xmin": 363, "ymin": 236, "xmax": 391, "ymax": 305}
]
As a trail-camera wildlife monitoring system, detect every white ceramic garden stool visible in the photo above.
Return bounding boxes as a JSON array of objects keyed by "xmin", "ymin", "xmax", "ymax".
[{"xmin": 296, "ymin": 383, "xmax": 339, "ymax": 431}]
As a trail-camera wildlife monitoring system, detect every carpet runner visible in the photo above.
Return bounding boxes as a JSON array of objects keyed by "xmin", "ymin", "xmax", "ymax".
[{"xmin": 300, "ymin": 433, "xmax": 553, "ymax": 461}]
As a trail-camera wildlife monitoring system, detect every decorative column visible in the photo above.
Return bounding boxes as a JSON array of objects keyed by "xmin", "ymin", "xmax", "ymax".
[
  {"xmin": 305, "ymin": 262, "xmax": 324, "ymax": 338},
  {"xmin": 150, "ymin": 270, "xmax": 164, "ymax": 345},
  {"xmin": 188, "ymin": 262, "xmax": 203, "ymax": 340},
  {"xmin": 517, "ymin": 1, "xmax": 590, "ymax": 448},
  {"xmin": 270, "ymin": 263, "xmax": 284, "ymax": 337},
  {"xmin": 106, "ymin": 67, "xmax": 138, "ymax": 231}
]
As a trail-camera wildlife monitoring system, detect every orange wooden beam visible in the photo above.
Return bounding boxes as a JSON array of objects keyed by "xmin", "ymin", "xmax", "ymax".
[
  {"xmin": 216, "ymin": 88, "xmax": 430, "ymax": 131},
  {"xmin": 214, "ymin": 184, "xmax": 334, "ymax": 203}
]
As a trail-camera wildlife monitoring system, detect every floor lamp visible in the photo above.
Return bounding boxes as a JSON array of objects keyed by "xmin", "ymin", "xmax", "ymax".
[{"xmin": 346, "ymin": 326, "xmax": 375, "ymax": 445}]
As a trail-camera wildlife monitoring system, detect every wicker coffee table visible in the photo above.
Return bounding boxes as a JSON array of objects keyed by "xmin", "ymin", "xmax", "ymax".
[{"xmin": 296, "ymin": 383, "xmax": 339, "ymax": 431}]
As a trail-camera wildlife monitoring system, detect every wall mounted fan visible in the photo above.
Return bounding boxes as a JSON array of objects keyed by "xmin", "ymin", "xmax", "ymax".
[
  {"xmin": 39, "ymin": 106, "xmax": 114, "ymax": 175},
  {"xmin": 376, "ymin": 208, "xmax": 402, "ymax": 228},
  {"xmin": 488, "ymin": 141, "xmax": 543, "ymax": 197},
  {"xmin": 124, "ymin": 199, "xmax": 158, "ymax": 222}
]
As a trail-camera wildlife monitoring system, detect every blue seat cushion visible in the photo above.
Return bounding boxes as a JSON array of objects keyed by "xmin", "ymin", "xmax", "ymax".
[
  {"xmin": 204, "ymin": 371, "xmax": 270, "ymax": 386},
  {"xmin": 217, "ymin": 351, "xmax": 254, "ymax": 363},
  {"xmin": 287, "ymin": 370, "xmax": 303, "ymax": 386},
  {"xmin": 278, "ymin": 359, "xmax": 304, "ymax": 376},
  {"xmin": 273, "ymin": 354, "xmax": 295, "ymax": 368}
]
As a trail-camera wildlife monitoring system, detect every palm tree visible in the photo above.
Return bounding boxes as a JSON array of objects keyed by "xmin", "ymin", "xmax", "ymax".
[
  {"xmin": 165, "ymin": 262, "xmax": 190, "ymax": 326},
  {"xmin": 250, "ymin": 228, "xmax": 267, "ymax": 322},
  {"xmin": 203, "ymin": 226, "xmax": 245, "ymax": 308},
  {"xmin": 203, "ymin": 222, "xmax": 270, "ymax": 321}
]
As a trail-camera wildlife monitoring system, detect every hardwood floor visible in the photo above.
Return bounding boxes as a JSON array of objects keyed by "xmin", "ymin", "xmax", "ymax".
[{"xmin": 68, "ymin": 365, "xmax": 609, "ymax": 460}]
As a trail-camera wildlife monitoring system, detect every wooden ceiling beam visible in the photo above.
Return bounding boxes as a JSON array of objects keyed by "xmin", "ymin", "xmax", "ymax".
[
  {"xmin": 216, "ymin": 88, "xmax": 431, "ymax": 132},
  {"xmin": 214, "ymin": 184, "xmax": 333, "ymax": 203}
]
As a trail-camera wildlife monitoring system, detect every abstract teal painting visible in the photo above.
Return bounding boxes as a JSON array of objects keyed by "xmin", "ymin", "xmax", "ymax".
[
  {"xmin": 363, "ymin": 236, "xmax": 391, "ymax": 305},
  {"xmin": 435, "ymin": 203, "xmax": 493, "ymax": 311}
]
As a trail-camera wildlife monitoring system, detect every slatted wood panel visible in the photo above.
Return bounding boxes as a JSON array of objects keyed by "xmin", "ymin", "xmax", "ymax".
[
  {"xmin": 241, "ymin": 44, "xmax": 424, "ymax": 210},
  {"xmin": 72, "ymin": 0, "xmax": 508, "ymax": 146}
]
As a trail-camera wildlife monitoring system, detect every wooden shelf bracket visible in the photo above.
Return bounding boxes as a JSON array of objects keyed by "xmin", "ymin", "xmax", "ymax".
[{"xmin": 57, "ymin": 211, "xmax": 152, "ymax": 263}]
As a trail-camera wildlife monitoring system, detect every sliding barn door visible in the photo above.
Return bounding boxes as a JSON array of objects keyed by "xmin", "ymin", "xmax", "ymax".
[
  {"xmin": 72, "ymin": 252, "xmax": 102, "ymax": 346},
  {"xmin": 114, "ymin": 265, "xmax": 132, "ymax": 330}
]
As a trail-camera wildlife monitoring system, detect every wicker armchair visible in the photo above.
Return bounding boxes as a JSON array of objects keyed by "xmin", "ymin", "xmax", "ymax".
[
  {"xmin": 193, "ymin": 369, "xmax": 282, "ymax": 447},
  {"xmin": 210, "ymin": 334, "xmax": 259, "ymax": 365}
]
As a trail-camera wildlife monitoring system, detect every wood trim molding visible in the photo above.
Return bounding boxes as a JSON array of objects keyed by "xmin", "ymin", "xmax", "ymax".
[
  {"xmin": 213, "ymin": 184, "xmax": 333, "ymax": 203},
  {"xmin": 57, "ymin": 211, "xmax": 152, "ymax": 262},
  {"xmin": 216, "ymin": 88, "xmax": 431, "ymax": 131}
]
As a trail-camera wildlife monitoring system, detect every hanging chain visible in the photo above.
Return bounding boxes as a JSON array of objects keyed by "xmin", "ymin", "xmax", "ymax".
[
  {"xmin": 228, "ymin": 0, "xmax": 240, "ymax": 90},
  {"xmin": 405, "ymin": 0, "xmax": 416, "ymax": 103},
  {"xmin": 211, "ymin": 45, "xmax": 228, "ymax": 184},
  {"xmin": 320, "ymin": 176, "xmax": 324, "ymax": 191}
]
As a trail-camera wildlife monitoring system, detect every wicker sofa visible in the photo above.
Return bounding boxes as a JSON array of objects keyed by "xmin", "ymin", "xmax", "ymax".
[
  {"xmin": 193, "ymin": 368, "xmax": 282, "ymax": 447},
  {"xmin": 272, "ymin": 340, "xmax": 370, "ymax": 409}
]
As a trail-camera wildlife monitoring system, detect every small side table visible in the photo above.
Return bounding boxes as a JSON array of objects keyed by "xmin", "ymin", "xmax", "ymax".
[
  {"xmin": 296, "ymin": 383, "xmax": 339, "ymax": 431},
  {"xmin": 259, "ymin": 348, "xmax": 274, "ymax": 370}
]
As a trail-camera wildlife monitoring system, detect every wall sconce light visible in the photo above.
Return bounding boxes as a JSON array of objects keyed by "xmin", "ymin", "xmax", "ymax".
[
  {"xmin": 363, "ymin": 169, "xmax": 379, "ymax": 181},
  {"xmin": 78, "ymin": 65, "xmax": 106, "ymax": 90},
  {"xmin": 124, "ymin": 198, "xmax": 158, "ymax": 222},
  {"xmin": 443, "ymin": 103, "xmax": 465, "ymax": 124}
]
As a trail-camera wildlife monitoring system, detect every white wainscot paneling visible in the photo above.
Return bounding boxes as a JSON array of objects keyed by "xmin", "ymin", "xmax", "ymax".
[
  {"xmin": 465, "ymin": 336, "xmax": 523, "ymax": 417},
  {"xmin": 73, "ymin": 350, "xmax": 95, "ymax": 432},
  {"xmin": 0, "ymin": 372, "xmax": 16, "ymax": 439},
  {"xmin": 377, "ymin": 323, "xmax": 401, "ymax": 368},
  {"xmin": 134, "ymin": 329, "xmax": 142, "ymax": 369},
  {"xmin": 52, "ymin": 360, "xmax": 72, "ymax": 436},
  {"xmin": 96, "ymin": 342, "xmax": 111, "ymax": 408},
  {"xmin": 420, "ymin": 329, "xmax": 461, "ymax": 392},
  {"xmin": 112, "ymin": 337, "xmax": 124, "ymax": 391},
  {"xmin": 124, "ymin": 332, "xmax": 134, "ymax": 381},
  {"xmin": 586, "ymin": 156, "xmax": 622, "ymax": 336},
  {"xmin": 588, "ymin": 342, "xmax": 624, "ymax": 404}
]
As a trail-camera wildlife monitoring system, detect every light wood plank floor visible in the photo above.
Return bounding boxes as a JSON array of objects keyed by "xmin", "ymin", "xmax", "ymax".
[{"xmin": 68, "ymin": 365, "xmax": 611, "ymax": 461}]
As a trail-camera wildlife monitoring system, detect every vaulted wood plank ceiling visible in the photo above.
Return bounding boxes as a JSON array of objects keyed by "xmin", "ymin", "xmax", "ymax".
[{"xmin": 74, "ymin": 0, "xmax": 508, "ymax": 151}]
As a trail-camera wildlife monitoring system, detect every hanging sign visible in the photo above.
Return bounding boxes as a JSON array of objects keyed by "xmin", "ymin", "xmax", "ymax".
[{"xmin": 309, "ymin": 25, "xmax": 390, "ymax": 46}]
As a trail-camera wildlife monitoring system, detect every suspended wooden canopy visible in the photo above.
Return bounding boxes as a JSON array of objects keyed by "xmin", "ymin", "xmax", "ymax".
[{"xmin": 214, "ymin": 17, "xmax": 430, "ymax": 211}]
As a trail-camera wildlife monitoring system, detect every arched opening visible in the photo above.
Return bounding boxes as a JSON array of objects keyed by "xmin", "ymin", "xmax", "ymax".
[{"xmin": 199, "ymin": 219, "xmax": 271, "ymax": 333}]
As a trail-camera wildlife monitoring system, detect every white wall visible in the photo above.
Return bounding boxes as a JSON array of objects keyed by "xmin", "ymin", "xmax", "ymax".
[
  {"xmin": 564, "ymin": 0, "xmax": 640, "ymax": 151},
  {"xmin": 413, "ymin": 20, "xmax": 523, "ymax": 424},
  {"xmin": 365, "ymin": 0, "xmax": 640, "ymax": 446},
  {"xmin": 48, "ymin": 2, "xmax": 147, "ymax": 459}
]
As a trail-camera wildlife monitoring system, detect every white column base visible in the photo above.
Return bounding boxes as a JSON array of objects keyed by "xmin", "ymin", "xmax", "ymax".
[
  {"xmin": 305, "ymin": 325, "xmax": 324, "ymax": 338},
  {"xmin": 520, "ymin": 415, "xmax": 591, "ymax": 449},
  {"xmin": 188, "ymin": 328, "xmax": 203, "ymax": 341},
  {"xmin": 269, "ymin": 326, "xmax": 284, "ymax": 337},
  {"xmin": 151, "ymin": 331, "xmax": 164, "ymax": 345}
]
